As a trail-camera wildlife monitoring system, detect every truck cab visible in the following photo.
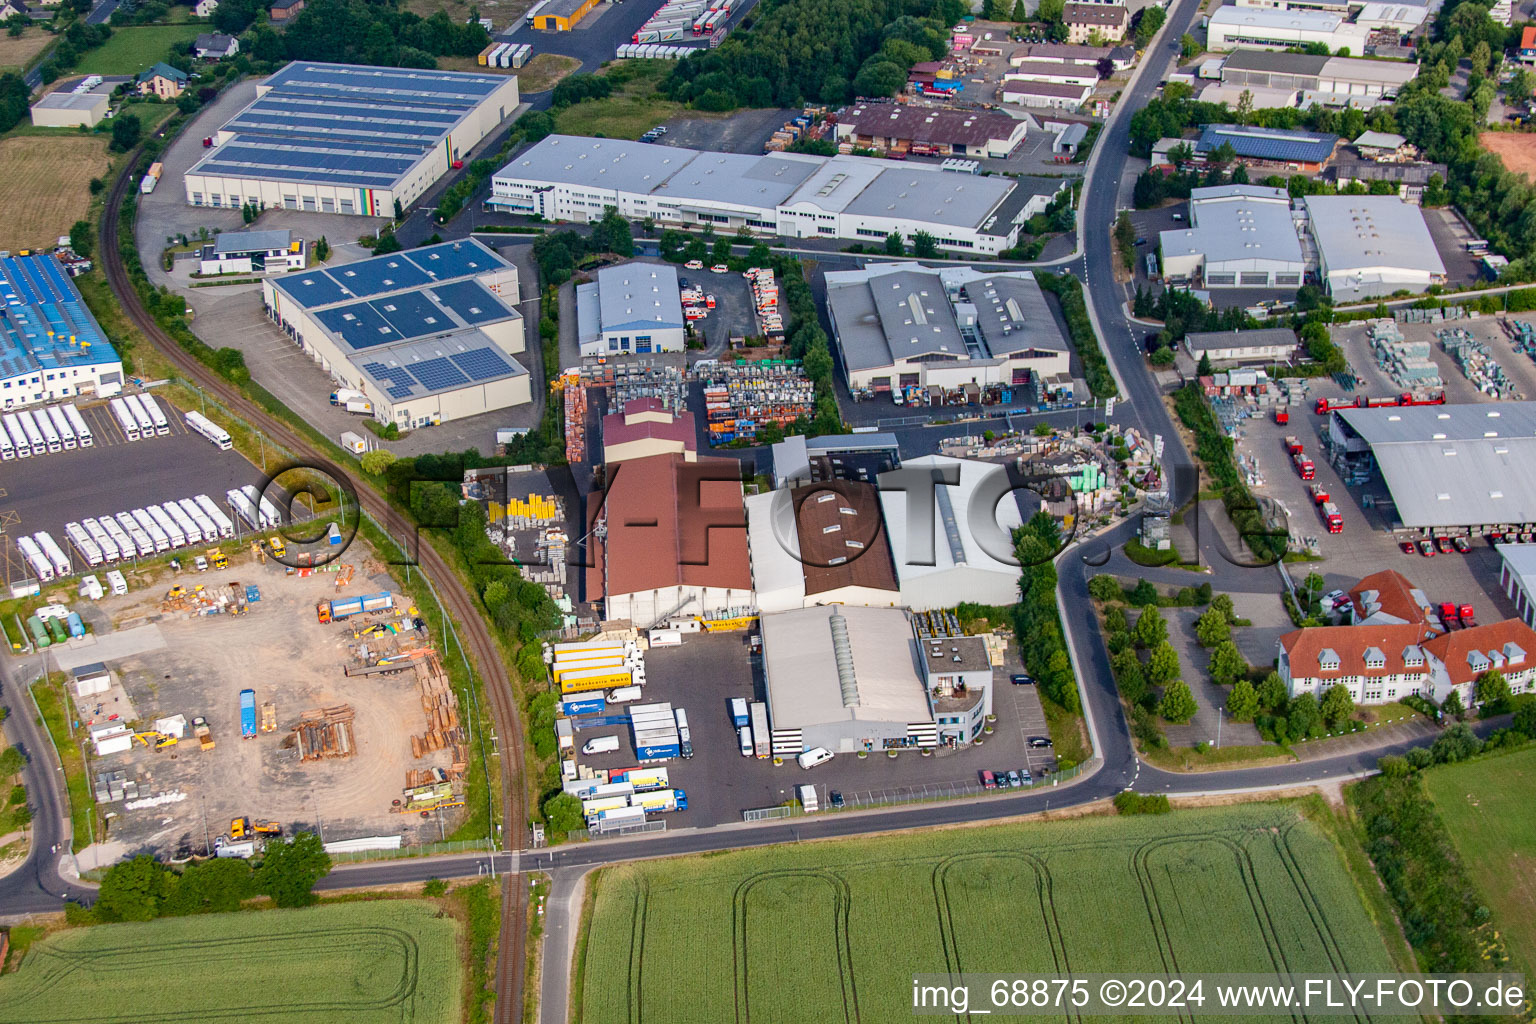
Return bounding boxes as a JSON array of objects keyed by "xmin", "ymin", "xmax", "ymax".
[
  {"xmin": 230, "ymin": 817, "xmax": 250, "ymax": 840},
  {"xmin": 268, "ymin": 535, "xmax": 287, "ymax": 559}
]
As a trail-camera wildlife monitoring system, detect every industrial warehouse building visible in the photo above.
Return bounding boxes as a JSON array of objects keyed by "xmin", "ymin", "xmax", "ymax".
[
  {"xmin": 585, "ymin": 451, "xmax": 754, "ymax": 626},
  {"xmin": 1000, "ymin": 79, "xmax": 1094, "ymax": 110},
  {"xmin": 770, "ymin": 432, "xmax": 901, "ymax": 488},
  {"xmin": 30, "ymin": 89, "xmax": 110, "ymax": 128},
  {"xmin": 1302, "ymin": 195, "xmax": 1447, "ymax": 300},
  {"xmin": 1498, "ymin": 544, "xmax": 1536, "ymax": 628},
  {"xmin": 601, "ymin": 397, "xmax": 696, "ymax": 465},
  {"xmin": 1190, "ymin": 124, "xmax": 1340, "ymax": 173},
  {"xmin": 490, "ymin": 135, "xmax": 1056, "ymax": 255},
  {"xmin": 1327, "ymin": 402, "xmax": 1536, "ymax": 534},
  {"xmin": 576, "ymin": 262, "xmax": 686, "ymax": 357},
  {"xmin": 185, "ymin": 62, "xmax": 520, "ymax": 217},
  {"xmin": 199, "ymin": 229, "xmax": 306, "ymax": 275},
  {"xmin": 832, "ymin": 103, "xmax": 1028, "ymax": 158},
  {"xmin": 878, "ymin": 454, "xmax": 1030, "ymax": 610},
  {"xmin": 1183, "ymin": 327, "xmax": 1298, "ymax": 365},
  {"xmin": 745, "ymin": 480, "xmax": 902, "ymax": 613},
  {"xmin": 760, "ymin": 605, "xmax": 938, "ymax": 755},
  {"xmin": 824, "ymin": 262, "xmax": 1072, "ymax": 400},
  {"xmin": 263, "ymin": 239, "xmax": 529, "ymax": 428},
  {"xmin": 0, "ymin": 253, "xmax": 124, "ymax": 407},
  {"xmin": 1205, "ymin": 5, "xmax": 1371, "ymax": 53},
  {"xmin": 1159, "ymin": 185, "xmax": 1306, "ymax": 290},
  {"xmin": 1198, "ymin": 49, "xmax": 1417, "ymax": 108}
]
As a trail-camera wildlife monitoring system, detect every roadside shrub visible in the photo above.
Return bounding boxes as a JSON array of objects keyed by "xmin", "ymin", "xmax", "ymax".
[{"xmin": 1113, "ymin": 791, "xmax": 1171, "ymax": 814}]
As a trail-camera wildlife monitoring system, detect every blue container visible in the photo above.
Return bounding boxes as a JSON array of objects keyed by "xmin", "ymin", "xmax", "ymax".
[
  {"xmin": 561, "ymin": 695, "xmax": 607, "ymax": 717},
  {"xmin": 245, "ymin": 585, "xmax": 261, "ymax": 602},
  {"xmin": 66, "ymin": 611, "xmax": 85, "ymax": 638},
  {"xmin": 239, "ymin": 689, "xmax": 257, "ymax": 737},
  {"xmin": 637, "ymin": 743, "xmax": 680, "ymax": 761}
]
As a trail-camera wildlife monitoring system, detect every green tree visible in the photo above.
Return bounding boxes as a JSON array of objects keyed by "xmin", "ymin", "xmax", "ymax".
[
  {"xmin": 1227, "ymin": 678, "xmax": 1259, "ymax": 722},
  {"xmin": 1442, "ymin": 689, "xmax": 1465, "ymax": 719},
  {"xmin": 109, "ymin": 113, "xmax": 142, "ymax": 153},
  {"xmin": 1129, "ymin": 578, "xmax": 1159, "ymax": 607},
  {"xmin": 1147, "ymin": 640, "xmax": 1180, "ymax": 685},
  {"xmin": 1010, "ymin": 0, "xmax": 1026, "ymax": 19},
  {"xmin": 1033, "ymin": 421, "xmax": 1054, "ymax": 437},
  {"xmin": 1194, "ymin": 607, "xmax": 1230, "ymax": 647},
  {"xmin": 254, "ymin": 831, "xmax": 331, "ymax": 908},
  {"xmin": 1179, "ymin": 32, "xmax": 1199, "ymax": 58},
  {"xmin": 163, "ymin": 857, "xmax": 253, "ymax": 916},
  {"xmin": 1508, "ymin": 69, "xmax": 1533, "ymax": 106},
  {"xmin": 1158, "ymin": 678, "xmax": 1198, "ymax": 722},
  {"xmin": 1512, "ymin": 698, "xmax": 1536, "ymax": 738},
  {"xmin": 884, "ymin": 230, "xmax": 905, "ymax": 256},
  {"xmin": 1257, "ymin": 670, "xmax": 1287, "ymax": 709},
  {"xmin": 1104, "ymin": 606, "xmax": 1128, "ymax": 633},
  {"xmin": 1134, "ymin": 4, "xmax": 1165, "ymax": 46},
  {"xmin": 313, "ymin": 236, "xmax": 330, "ymax": 262},
  {"xmin": 1475, "ymin": 669, "xmax": 1511, "ymax": 710},
  {"xmin": 541, "ymin": 792, "xmax": 585, "ymax": 833},
  {"xmin": 68, "ymin": 219, "xmax": 94, "ymax": 260},
  {"xmin": 1134, "ymin": 605, "xmax": 1167, "ymax": 648},
  {"xmin": 1286, "ymin": 692, "xmax": 1323, "ymax": 739},
  {"xmin": 1320, "ymin": 683, "xmax": 1355, "ymax": 729},
  {"xmin": 1421, "ymin": 173, "xmax": 1447, "ymax": 208},
  {"xmin": 1197, "ymin": 351, "xmax": 1213, "ymax": 376},
  {"xmin": 97, "ymin": 855, "xmax": 173, "ymax": 921},
  {"xmin": 1208, "ymin": 641, "xmax": 1246, "ymax": 686},
  {"xmin": 1088, "ymin": 574, "xmax": 1121, "ymax": 603},
  {"xmin": 1209, "ymin": 593, "xmax": 1235, "ymax": 620},
  {"xmin": 1111, "ymin": 648, "xmax": 1147, "ymax": 704},
  {"xmin": 0, "ymin": 744, "xmax": 22, "ymax": 777},
  {"xmin": 911, "ymin": 230, "xmax": 939, "ymax": 258},
  {"xmin": 1036, "ymin": 0, "xmax": 1064, "ymax": 21}
]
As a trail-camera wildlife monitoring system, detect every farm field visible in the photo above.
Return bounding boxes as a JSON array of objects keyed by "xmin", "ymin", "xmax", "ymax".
[
  {"xmin": 0, "ymin": 28, "xmax": 51, "ymax": 74},
  {"xmin": 0, "ymin": 900, "xmax": 461, "ymax": 1023},
  {"xmin": 0, "ymin": 136, "xmax": 111, "ymax": 253},
  {"xmin": 1480, "ymin": 132, "xmax": 1536, "ymax": 180},
  {"xmin": 73, "ymin": 25, "xmax": 203, "ymax": 75},
  {"xmin": 1424, "ymin": 746, "xmax": 1536, "ymax": 972},
  {"xmin": 574, "ymin": 804, "xmax": 1413, "ymax": 1024}
]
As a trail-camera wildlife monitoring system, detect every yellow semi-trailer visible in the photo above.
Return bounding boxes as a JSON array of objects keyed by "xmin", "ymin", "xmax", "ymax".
[
  {"xmin": 559, "ymin": 666, "xmax": 636, "ymax": 695},
  {"xmin": 553, "ymin": 657, "xmax": 629, "ymax": 683}
]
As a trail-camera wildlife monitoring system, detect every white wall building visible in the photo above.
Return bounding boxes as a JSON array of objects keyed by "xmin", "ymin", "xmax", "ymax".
[
  {"xmin": 263, "ymin": 239, "xmax": 529, "ymax": 428},
  {"xmin": 199, "ymin": 229, "xmax": 306, "ymax": 275},
  {"xmin": 824, "ymin": 262, "xmax": 1072, "ymax": 397},
  {"xmin": 0, "ymin": 254, "xmax": 124, "ymax": 408},
  {"xmin": 575, "ymin": 261, "xmax": 686, "ymax": 357},
  {"xmin": 1302, "ymin": 195, "xmax": 1447, "ymax": 300},
  {"xmin": 185, "ymin": 62, "xmax": 519, "ymax": 217},
  {"xmin": 877, "ymin": 455, "xmax": 1031, "ymax": 610},
  {"xmin": 1159, "ymin": 184, "xmax": 1306, "ymax": 289},
  {"xmin": 490, "ymin": 135, "xmax": 1047, "ymax": 256},
  {"xmin": 1206, "ymin": 5, "xmax": 1372, "ymax": 52}
]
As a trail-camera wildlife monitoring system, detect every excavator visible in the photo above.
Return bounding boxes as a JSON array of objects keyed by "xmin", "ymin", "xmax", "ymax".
[{"xmin": 134, "ymin": 731, "xmax": 177, "ymax": 750}]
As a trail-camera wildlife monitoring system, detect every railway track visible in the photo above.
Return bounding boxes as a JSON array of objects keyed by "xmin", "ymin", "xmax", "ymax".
[{"xmin": 101, "ymin": 159, "xmax": 530, "ymax": 1022}]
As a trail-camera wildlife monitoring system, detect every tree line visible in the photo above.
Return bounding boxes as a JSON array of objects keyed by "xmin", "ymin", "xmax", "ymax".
[
  {"xmin": 661, "ymin": 0, "xmax": 965, "ymax": 110},
  {"xmin": 220, "ymin": 0, "xmax": 491, "ymax": 69}
]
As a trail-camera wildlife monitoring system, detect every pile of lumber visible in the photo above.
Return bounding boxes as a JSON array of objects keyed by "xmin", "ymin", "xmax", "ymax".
[
  {"xmin": 410, "ymin": 657, "xmax": 463, "ymax": 758},
  {"xmin": 294, "ymin": 704, "xmax": 355, "ymax": 760},
  {"xmin": 404, "ymin": 766, "xmax": 448, "ymax": 788}
]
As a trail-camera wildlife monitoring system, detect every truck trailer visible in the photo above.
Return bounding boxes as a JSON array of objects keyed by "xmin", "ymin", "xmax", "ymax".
[
  {"xmin": 559, "ymin": 666, "xmax": 638, "ymax": 695},
  {"xmin": 316, "ymin": 592, "xmax": 394, "ymax": 623},
  {"xmin": 239, "ymin": 689, "xmax": 257, "ymax": 738},
  {"xmin": 749, "ymin": 701, "xmax": 770, "ymax": 758}
]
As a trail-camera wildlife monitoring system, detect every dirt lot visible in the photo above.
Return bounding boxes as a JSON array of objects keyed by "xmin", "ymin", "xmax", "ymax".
[
  {"xmin": 1479, "ymin": 131, "xmax": 1536, "ymax": 178},
  {"xmin": 0, "ymin": 136, "xmax": 112, "ymax": 252},
  {"xmin": 514, "ymin": 53, "xmax": 581, "ymax": 94},
  {"xmin": 81, "ymin": 543, "xmax": 459, "ymax": 859},
  {"xmin": 0, "ymin": 27, "xmax": 51, "ymax": 73}
]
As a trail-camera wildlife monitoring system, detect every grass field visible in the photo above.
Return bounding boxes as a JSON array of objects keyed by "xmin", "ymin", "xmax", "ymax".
[
  {"xmin": 574, "ymin": 804, "xmax": 1413, "ymax": 1024},
  {"xmin": 1481, "ymin": 132, "xmax": 1536, "ymax": 179},
  {"xmin": 0, "ymin": 901, "xmax": 462, "ymax": 1023},
  {"xmin": 1424, "ymin": 746, "xmax": 1536, "ymax": 972},
  {"xmin": 73, "ymin": 25, "xmax": 203, "ymax": 75},
  {"xmin": 553, "ymin": 61, "xmax": 687, "ymax": 140},
  {"xmin": 0, "ymin": 28, "xmax": 51, "ymax": 74},
  {"xmin": 0, "ymin": 136, "xmax": 109, "ymax": 252}
]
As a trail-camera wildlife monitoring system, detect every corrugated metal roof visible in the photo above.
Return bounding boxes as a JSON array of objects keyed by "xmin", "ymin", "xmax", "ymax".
[{"xmin": 1196, "ymin": 123, "xmax": 1339, "ymax": 163}]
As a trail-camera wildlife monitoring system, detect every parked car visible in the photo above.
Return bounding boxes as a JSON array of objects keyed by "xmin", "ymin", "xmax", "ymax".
[
  {"xmin": 1028, "ymin": 736, "xmax": 1052, "ymax": 749},
  {"xmin": 711, "ymin": 264, "xmax": 729, "ymax": 273},
  {"xmin": 1436, "ymin": 536, "xmax": 1454, "ymax": 554},
  {"xmin": 1418, "ymin": 539, "xmax": 1435, "ymax": 556},
  {"xmin": 1400, "ymin": 540, "xmax": 1416, "ymax": 555},
  {"xmin": 1010, "ymin": 674, "xmax": 1034, "ymax": 686},
  {"xmin": 829, "ymin": 790, "xmax": 844, "ymax": 809},
  {"xmin": 1019, "ymin": 770, "xmax": 1033, "ymax": 785},
  {"xmin": 1453, "ymin": 536, "xmax": 1471, "ymax": 553},
  {"xmin": 981, "ymin": 770, "xmax": 996, "ymax": 790},
  {"xmin": 685, "ymin": 260, "xmax": 704, "ymax": 270},
  {"xmin": 797, "ymin": 747, "xmax": 834, "ymax": 770},
  {"xmin": 1006, "ymin": 770, "xmax": 1022, "ymax": 788}
]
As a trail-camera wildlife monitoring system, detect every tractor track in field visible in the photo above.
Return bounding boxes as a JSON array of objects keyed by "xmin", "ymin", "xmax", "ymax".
[{"xmin": 100, "ymin": 157, "xmax": 529, "ymax": 1024}]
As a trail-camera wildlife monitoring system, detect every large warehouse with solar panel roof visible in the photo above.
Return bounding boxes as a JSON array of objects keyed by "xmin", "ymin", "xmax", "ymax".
[
  {"xmin": 262, "ymin": 239, "xmax": 529, "ymax": 427},
  {"xmin": 183, "ymin": 62, "xmax": 519, "ymax": 216},
  {"xmin": 0, "ymin": 253, "xmax": 124, "ymax": 406}
]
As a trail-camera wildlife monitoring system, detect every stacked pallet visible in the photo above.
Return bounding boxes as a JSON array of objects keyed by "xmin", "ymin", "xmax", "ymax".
[
  {"xmin": 294, "ymin": 705, "xmax": 355, "ymax": 760},
  {"xmin": 410, "ymin": 658, "xmax": 463, "ymax": 757},
  {"xmin": 404, "ymin": 766, "xmax": 449, "ymax": 788}
]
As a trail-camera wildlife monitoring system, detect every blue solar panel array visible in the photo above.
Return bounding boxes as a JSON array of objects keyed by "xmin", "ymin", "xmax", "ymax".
[
  {"xmin": 0, "ymin": 254, "xmax": 119, "ymax": 381},
  {"xmin": 429, "ymin": 280, "xmax": 505, "ymax": 325},
  {"xmin": 361, "ymin": 361, "xmax": 417, "ymax": 400},
  {"xmin": 408, "ymin": 356, "xmax": 469, "ymax": 391},
  {"xmin": 273, "ymin": 241, "xmax": 512, "ymax": 310},
  {"xmin": 187, "ymin": 61, "xmax": 511, "ymax": 190},
  {"xmin": 451, "ymin": 347, "xmax": 514, "ymax": 382},
  {"xmin": 1196, "ymin": 124, "xmax": 1340, "ymax": 164}
]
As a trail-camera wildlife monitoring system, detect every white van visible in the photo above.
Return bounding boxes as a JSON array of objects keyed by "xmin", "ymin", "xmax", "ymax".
[
  {"xmin": 673, "ymin": 707, "xmax": 689, "ymax": 731},
  {"xmin": 738, "ymin": 726, "xmax": 752, "ymax": 757},
  {"xmin": 105, "ymin": 569, "xmax": 128, "ymax": 595},
  {"xmin": 798, "ymin": 784, "xmax": 818, "ymax": 813},
  {"xmin": 582, "ymin": 735, "xmax": 620, "ymax": 756},
  {"xmin": 797, "ymin": 747, "xmax": 834, "ymax": 770},
  {"xmin": 606, "ymin": 685, "xmax": 643, "ymax": 704}
]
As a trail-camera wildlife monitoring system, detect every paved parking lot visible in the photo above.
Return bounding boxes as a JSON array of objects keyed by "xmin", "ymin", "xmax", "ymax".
[
  {"xmin": 1422, "ymin": 207, "xmax": 1483, "ymax": 290},
  {"xmin": 566, "ymin": 629, "xmax": 1060, "ymax": 830},
  {"xmin": 656, "ymin": 108, "xmax": 799, "ymax": 156},
  {"xmin": 1231, "ymin": 385, "xmax": 1517, "ymax": 619},
  {"xmin": 0, "ymin": 398, "xmax": 271, "ymax": 582}
]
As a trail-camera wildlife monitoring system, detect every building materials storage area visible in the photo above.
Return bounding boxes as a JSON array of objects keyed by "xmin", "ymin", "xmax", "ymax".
[
  {"xmin": 263, "ymin": 239, "xmax": 529, "ymax": 428},
  {"xmin": 183, "ymin": 61, "xmax": 520, "ymax": 216}
]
